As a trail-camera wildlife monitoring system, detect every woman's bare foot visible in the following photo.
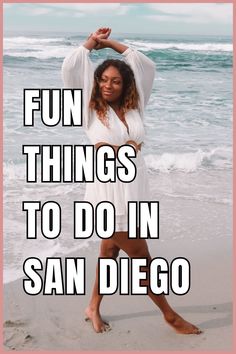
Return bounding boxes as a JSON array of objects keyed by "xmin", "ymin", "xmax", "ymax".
[
  {"xmin": 164, "ymin": 312, "xmax": 202, "ymax": 334},
  {"xmin": 85, "ymin": 307, "xmax": 111, "ymax": 333}
]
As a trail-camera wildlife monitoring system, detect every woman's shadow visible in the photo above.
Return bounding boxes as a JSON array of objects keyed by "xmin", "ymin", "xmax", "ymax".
[{"xmin": 106, "ymin": 302, "xmax": 232, "ymax": 330}]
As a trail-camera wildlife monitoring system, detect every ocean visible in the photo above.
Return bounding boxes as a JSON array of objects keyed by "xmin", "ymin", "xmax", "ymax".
[{"xmin": 3, "ymin": 32, "xmax": 232, "ymax": 283}]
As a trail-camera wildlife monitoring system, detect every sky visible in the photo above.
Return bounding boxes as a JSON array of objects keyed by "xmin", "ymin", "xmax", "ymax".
[{"xmin": 3, "ymin": 3, "xmax": 233, "ymax": 36}]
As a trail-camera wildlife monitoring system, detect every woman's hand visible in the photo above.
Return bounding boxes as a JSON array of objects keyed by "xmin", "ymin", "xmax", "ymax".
[
  {"xmin": 93, "ymin": 27, "xmax": 111, "ymax": 40},
  {"xmin": 126, "ymin": 140, "xmax": 138, "ymax": 152},
  {"xmin": 95, "ymin": 141, "xmax": 119, "ymax": 156},
  {"xmin": 126, "ymin": 140, "xmax": 142, "ymax": 152},
  {"xmin": 84, "ymin": 29, "xmax": 128, "ymax": 53},
  {"xmin": 93, "ymin": 38, "xmax": 112, "ymax": 50},
  {"xmin": 90, "ymin": 28, "xmax": 111, "ymax": 50},
  {"xmin": 84, "ymin": 27, "xmax": 111, "ymax": 51}
]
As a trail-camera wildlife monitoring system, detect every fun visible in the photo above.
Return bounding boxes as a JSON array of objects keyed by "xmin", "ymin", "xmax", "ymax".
[{"xmin": 23, "ymin": 89, "xmax": 82, "ymax": 127}]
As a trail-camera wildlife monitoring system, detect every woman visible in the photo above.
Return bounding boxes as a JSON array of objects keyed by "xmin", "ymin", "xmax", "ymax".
[{"xmin": 62, "ymin": 28, "xmax": 202, "ymax": 335}]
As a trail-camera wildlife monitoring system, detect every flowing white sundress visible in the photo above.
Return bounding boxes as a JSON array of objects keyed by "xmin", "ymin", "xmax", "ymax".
[{"xmin": 62, "ymin": 45, "xmax": 155, "ymax": 231}]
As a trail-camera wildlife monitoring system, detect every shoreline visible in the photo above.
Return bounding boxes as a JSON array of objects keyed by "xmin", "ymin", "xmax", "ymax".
[{"xmin": 4, "ymin": 168, "xmax": 232, "ymax": 286}]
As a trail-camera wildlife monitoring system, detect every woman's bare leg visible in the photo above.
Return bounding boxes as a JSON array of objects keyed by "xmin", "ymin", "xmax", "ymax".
[
  {"xmin": 85, "ymin": 238, "xmax": 120, "ymax": 333},
  {"xmin": 111, "ymin": 231, "xmax": 202, "ymax": 335},
  {"xmin": 86, "ymin": 231, "xmax": 202, "ymax": 334}
]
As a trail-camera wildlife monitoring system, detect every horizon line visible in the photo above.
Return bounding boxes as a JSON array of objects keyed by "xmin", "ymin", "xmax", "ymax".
[{"xmin": 3, "ymin": 30, "xmax": 232, "ymax": 38}]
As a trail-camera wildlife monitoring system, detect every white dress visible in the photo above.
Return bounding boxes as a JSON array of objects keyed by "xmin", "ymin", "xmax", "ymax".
[{"xmin": 62, "ymin": 45, "xmax": 155, "ymax": 231}]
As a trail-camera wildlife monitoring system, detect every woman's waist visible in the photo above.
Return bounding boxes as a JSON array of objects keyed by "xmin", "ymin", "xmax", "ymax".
[{"xmin": 94, "ymin": 140, "xmax": 143, "ymax": 153}]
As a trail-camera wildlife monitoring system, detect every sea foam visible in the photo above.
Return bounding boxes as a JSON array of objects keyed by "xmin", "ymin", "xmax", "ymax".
[{"xmin": 124, "ymin": 40, "xmax": 233, "ymax": 52}]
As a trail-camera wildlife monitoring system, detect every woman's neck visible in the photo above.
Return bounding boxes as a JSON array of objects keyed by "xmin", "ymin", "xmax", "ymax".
[{"xmin": 109, "ymin": 102, "xmax": 121, "ymax": 111}]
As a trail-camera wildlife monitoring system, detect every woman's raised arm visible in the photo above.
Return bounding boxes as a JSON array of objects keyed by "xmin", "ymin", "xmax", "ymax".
[
  {"xmin": 61, "ymin": 28, "xmax": 111, "ymax": 128},
  {"xmin": 121, "ymin": 47, "xmax": 155, "ymax": 112},
  {"xmin": 61, "ymin": 45, "xmax": 94, "ymax": 129},
  {"xmin": 62, "ymin": 28, "xmax": 111, "ymax": 89}
]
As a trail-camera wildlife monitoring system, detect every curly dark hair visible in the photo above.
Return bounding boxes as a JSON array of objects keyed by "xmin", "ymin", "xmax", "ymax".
[{"xmin": 89, "ymin": 59, "xmax": 139, "ymax": 126}]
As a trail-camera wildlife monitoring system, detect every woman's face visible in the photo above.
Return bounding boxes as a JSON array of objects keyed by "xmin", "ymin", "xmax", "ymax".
[{"xmin": 98, "ymin": 66, "xmax": 123, "ymax": 104}]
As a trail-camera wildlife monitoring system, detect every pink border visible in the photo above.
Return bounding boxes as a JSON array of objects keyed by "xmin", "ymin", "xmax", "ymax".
[
  {"xmin": 0, "ymin": 0, "xmax": 3, "ymax": 353},
  {"xmin": 1, "ymin": 1, "xmax": 235, "ymax": 353},
  {"xmin": 2, "ymin": 0, "xmax": 234, "ymax": 3}
]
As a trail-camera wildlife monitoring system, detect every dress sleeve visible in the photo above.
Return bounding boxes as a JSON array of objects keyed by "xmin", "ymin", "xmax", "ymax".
[
  {"xmin": 122, "ymin": 47, "xmax": 155, "ymax": 117},
  {"xmin": 61, "ymin": 45, "xmax": 94, "ymax": 129}
]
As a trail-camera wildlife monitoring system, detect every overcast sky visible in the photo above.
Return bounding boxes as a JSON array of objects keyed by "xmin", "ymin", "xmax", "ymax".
[{"xmin": 4, "ymin": 3, "xmax": 233, "ymax": 36}]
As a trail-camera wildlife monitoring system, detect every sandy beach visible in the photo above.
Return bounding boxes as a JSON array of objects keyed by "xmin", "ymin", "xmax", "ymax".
[{"xmin": 3, "ymin": 230, "xmax": 232, "ymax": 351}]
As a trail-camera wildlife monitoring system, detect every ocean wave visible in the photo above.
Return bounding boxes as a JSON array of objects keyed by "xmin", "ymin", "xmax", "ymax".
[
  {"xmin": 3, "ymin": 147, "xmax": 232, "ymax": 184},
  {"xmin": 4, "ymin": 36, "xmax": 66, "ymax": 46},
  {"xmin": 144, "ymin": 147, "xmax": 232, "ymax": 173},
  {"xmin": 3, "ymin": 35, "xmax": 232, "ymax": 63},
  {"xmin": 124, "ymin": 40, "xmax": 232, "ymax": 53},
  {"xmin": 5, "ymin": 36, "xmax": 232, "ymax": 54},
  {"xmin": 4, "ymin": 36, "xmax": 72, "ymax": 60},
  {"xmin": 4, "ymin": 46, "xmax": 69, "ymax": 60}
]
